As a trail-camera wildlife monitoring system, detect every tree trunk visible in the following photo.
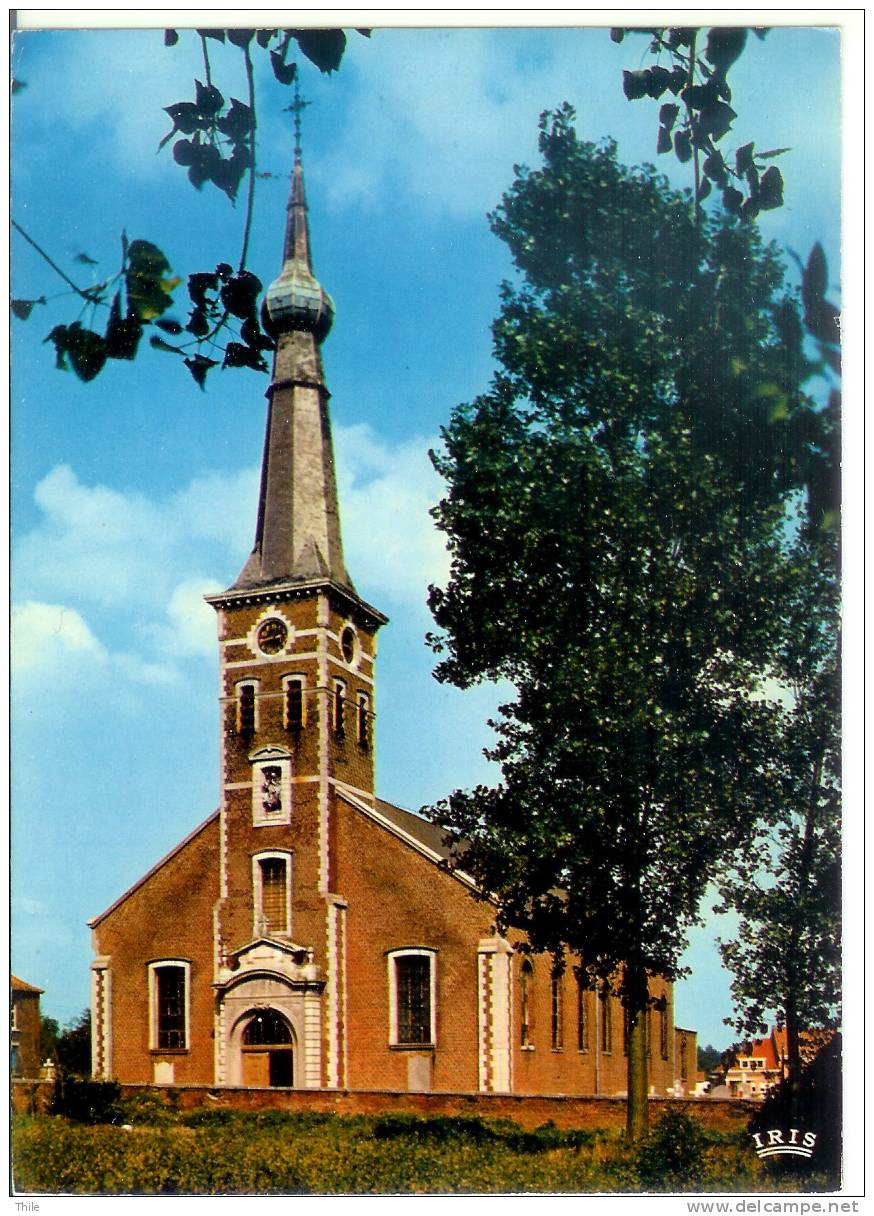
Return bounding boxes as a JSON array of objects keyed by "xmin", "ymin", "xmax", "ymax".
[{"xmin": 625, "ymin": 962, "xmax": 650, "ymax": 1142}]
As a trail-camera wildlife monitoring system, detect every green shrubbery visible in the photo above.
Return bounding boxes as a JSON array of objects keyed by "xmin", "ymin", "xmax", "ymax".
[{"xmin": 12, "ymin": 1107, "xmax": 785, "ymax": 1195}]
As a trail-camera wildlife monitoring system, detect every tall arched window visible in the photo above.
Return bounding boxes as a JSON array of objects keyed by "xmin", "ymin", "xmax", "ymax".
[
  {"xmin": 551, "ymin": 969, "xmax": 564, "ymax": 1050},
  {"xmin": 520, "ymin": 959, "xmax": 534, "ymax": 1047},
  {"xmin": 576, "ymin": 975, "xmax": 589, "ymax": 1052},
  {"xmin": 599, "ymin": 987, "xmax": 612, "ymax": 1054}
]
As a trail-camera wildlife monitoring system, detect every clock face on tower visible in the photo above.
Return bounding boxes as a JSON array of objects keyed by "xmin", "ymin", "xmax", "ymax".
[{"xmin": 256, "ymin": 618, "xmax": 288, "ymax": 655}]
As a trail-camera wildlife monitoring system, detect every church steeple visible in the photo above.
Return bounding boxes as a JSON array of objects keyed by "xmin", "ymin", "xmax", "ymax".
[{"xmin": 228, "ymin": 92, "xmax": 355, "ymax": 597}]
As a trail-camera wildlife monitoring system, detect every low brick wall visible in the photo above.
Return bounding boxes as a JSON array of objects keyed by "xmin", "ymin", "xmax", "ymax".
[
  {"xmin": 14, "ymin": 1078, "xmax": 755, "ymax": 1132},
  {"xmin": 120, "ymin": 1084, "xmax": 754, "ymax": 1132}
]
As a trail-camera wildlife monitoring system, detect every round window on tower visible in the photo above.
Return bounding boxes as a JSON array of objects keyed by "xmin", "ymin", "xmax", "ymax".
[
  {"xmin": 257, "ymin": 618, "xmax": 289, "ymax": 655},
  {"xmin": 340, "ymin": 626, "xmax": 357, "ymax": 665}
]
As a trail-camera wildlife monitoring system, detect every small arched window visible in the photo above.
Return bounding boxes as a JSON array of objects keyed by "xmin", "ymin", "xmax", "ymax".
[
  {"xmin": 576, "ymin": 975, "xmax": 589, "ymax": 1053},
  {"xmin": 333, "ymin": 680, "xmax": 346, "ymax": 737},
  {"xmin": 357, "ymin": 692, "xmax": 370, "ymax": 748},
  {"xmin": 520, "ymin": 959, "xmax": 534, "ymax": 1047},
  {"xmin": 237, "ymin": 682, "xmax": 256, "ymax": 734},
  {"xmin": 284, "ymin": 677, "xmax": 305, "ymax": 731}
]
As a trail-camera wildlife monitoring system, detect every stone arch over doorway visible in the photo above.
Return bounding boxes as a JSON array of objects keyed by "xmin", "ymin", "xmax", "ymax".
[
  {"xmin": 218, "ymin": 970, "xmax": 323, "ymax": 1088},
  {"xmin": 238, "ymin": 1006, "xmax": 295, "ymax": 1088}
]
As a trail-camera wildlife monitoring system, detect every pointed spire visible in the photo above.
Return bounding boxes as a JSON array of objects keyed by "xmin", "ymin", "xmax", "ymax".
[{"xmin": 227, "ymin": 103, "xmax": 353, "ymax": 597}]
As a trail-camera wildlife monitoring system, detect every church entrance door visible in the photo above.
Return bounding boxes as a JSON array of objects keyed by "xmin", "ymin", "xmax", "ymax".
[{"xmin": 240, "ymin": 1008, "xmax": 294, "ymax": 1088}]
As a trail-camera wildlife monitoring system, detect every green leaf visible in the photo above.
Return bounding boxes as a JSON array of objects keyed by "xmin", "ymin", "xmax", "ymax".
[
  {"xmin": 12, "ymin": 297, "xmax": 45, "ymax": 320},
  {"xmin": 155, "ymin": 318, "xmax": 184, "ymax": 335},
  {"xmin": 126, "ymin": 239, "xmax": 175, "ymax": 320},
  {"xmin": 188, "ymin": 271, "xmax": 219, "ymax": 308},
  {"xmin": 656, "ymin": 126, "xmax": 672, "ymax": 155},
  {"xmin": 104, "ymin": 292, "xmax": 143, "ymax": 360},
  {"xmin": 735, "ymin": 142, "xmax": 755, "ymax": 176},
  {"xmin": 163, "ymin": 29, "xmax": 178, "ymax": 47},
  {"xmin": 757, "ymin": 165, "xmax": 783, "ymax": 211},
  {"xmin": 270, "ymin": 51, "xmax": 297, "ymax": 86},
  {"xmin": 256, "ymin": 29, "xmax": 278, "ymax": 48},
  {"xmin": 673, "ymin": 129, "xmax": 692, "ymax": 163},
  {"xmin": 220, "ymin": 270, "xmax": 262, "ymax": 318},
  {"xmin": 704, "ymin": 27, "xmax": 747, "ymax": 75},
  {"xmin": 222, "ymin": 341, "xmax": 269, "ymax": 371},
  {"xmin": 149, "ymin": 335, "xmax": 185, "ymax": 355},
  {"xmin": 184, "ymin": 353, "xmax": 219, "ymax": 389},
  {"xmin": 164, "ymin": 101, "xmax": 205, "ymax": 135},
  {"xmin": 291, "ymin": 28, "xmax": 347, "ymax": 74},
  {"xmin": 44, "ymin": 325, "xmax": 70, "ymax": 370},
  {"xmin": 756, "ymin": 147, "xmax": 791, "ymax": 159},
  {"xmin": 216, "ymin": 98, "xmax": 253, "ymax": 146},
  {"xmin": 702, "ymin": 151, "xmax": 728, "ymax": 186},
  {"xmin": 610, "ymin": 28, "xmax": 625, "ymax": 43},
  {"xmin": 74, "ymin": 252, "xmax": 98, "ymax": 266},
  {"xmin": 803, "ymin": 243, "xmax": 829, "ymax": 304},
  {"xmin": 197, "ymin": 29, "xmax": 226, "ymax": 42},
  {"xmin": 658, "ymin": 103, "xmax": 680, "ymax": 133},
  {"xmin": 227, "ymin": 29, "xmax": 255, "ymax": 48},
  {"xmin": 697, "ymin": 101, "xmax": 737, "ymax": 142},
  {"xmin": 721, "ymin": 186, "xmax": 743, "ymax": 214},
  {"xmin": 194, "ymin": 79, "xmax": 224, "ymax": 116},
  {"xmin": 622, "ymin": 70, "xmax": 649, "ymax": 101},
  {"xmin": 64, "ymin": 323, "xmax": 109, "ymax": 381}
]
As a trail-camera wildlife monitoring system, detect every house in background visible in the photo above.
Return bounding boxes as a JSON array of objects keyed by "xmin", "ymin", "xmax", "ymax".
[
  {"xmin": 724, "ymin": 1026, "xmax": 836, "ymax": 1100},
  {"xmin": 88, "ymin": 121, "xmax": 696, "ymax": 1100},
  {"xmin": 11, "ymin": 975, "xmax": 43, "ymax": 1078}
]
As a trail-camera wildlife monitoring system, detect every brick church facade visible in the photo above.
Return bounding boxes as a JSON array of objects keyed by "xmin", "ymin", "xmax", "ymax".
[{"xmin": 89, "ymin": 126, "xmax": 695, "ymax": 1100}]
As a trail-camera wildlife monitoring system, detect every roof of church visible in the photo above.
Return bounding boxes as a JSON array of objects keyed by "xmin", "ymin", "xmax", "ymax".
[{"xmin": 375, "ymin": 798, "xmax": 460, "ymax": 863}]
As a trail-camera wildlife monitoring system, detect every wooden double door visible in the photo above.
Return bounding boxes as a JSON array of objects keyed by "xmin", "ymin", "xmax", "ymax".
[{"xmin": 240, "ymin": 1008, "xmax": 294, "ymax": 1088}]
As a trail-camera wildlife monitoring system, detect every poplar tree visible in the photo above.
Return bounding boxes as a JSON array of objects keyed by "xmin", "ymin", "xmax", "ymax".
[{"xmin": 426, "ymin": 106, "xmax": 824, "ymax": 1139}]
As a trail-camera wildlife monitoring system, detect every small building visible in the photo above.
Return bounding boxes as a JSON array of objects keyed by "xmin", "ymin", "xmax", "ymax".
[
  {"xmin": 11, "ymin": 975, "xmax": 43, "ymax": 1078},
  {"xmin": 724, "ymin": 1026, "xmax": 836, "ymax": 1100}
]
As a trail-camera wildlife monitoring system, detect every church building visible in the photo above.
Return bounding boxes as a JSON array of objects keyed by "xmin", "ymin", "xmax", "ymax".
[{"xmin": 89, "ymin": 123, "xmax": 695, "ymax": 1099}]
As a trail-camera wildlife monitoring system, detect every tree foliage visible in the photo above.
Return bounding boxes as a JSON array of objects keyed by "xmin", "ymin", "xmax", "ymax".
[
  {"xmin": 717, "ymin": 526, "xmax": 841, "ymax": 1056},
  {"xmin": 426, "ymin": 107, "xmax": 823, "ymax": 1137},
  {"xmin": 612, "ymin": 26, "xmax": 787, "ymax": 219},
  {"xmin": 12, "ymin": 27, "xmax": 367, "ymax": 390}
]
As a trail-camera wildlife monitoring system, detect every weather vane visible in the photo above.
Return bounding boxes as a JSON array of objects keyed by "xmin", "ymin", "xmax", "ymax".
[{"xmin": 283, "ymin": 81, "xmax": 311, "ymax": 160}]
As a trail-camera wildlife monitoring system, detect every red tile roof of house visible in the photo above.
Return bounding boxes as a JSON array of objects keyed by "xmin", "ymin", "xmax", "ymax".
[{"xmin": 11, "ymin": 975, "xmax": 43, "ymax": 994}]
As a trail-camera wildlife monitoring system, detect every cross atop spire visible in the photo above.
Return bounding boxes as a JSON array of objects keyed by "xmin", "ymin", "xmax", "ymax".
[{"xmin": 284, "ymin": 81, "xmax": 311, "ymax": 163}]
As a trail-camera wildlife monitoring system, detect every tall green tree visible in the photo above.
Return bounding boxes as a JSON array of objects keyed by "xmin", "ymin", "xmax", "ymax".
[
  {"xmin": 717, "ymin": 524, "xmax": 841, "ymax": 1105},
  {"xmin": 426, "ymin": 106, "xmax": 819, "ymax": 1139}
]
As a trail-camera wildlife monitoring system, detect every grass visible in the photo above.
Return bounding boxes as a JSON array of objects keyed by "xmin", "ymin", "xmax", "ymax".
[{"xmin": 12, "ymin": 1107, "xmax": 833, "ymax": 1196}]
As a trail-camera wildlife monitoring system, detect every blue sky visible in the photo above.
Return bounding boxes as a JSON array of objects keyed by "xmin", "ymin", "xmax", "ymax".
[{"xmin": 11, "ymin": 21, "xmax": 843, "ymax": 1048}]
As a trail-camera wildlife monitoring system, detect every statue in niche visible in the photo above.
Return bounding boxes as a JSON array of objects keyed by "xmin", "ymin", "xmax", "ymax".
[{"xmin": 261, "ymin": 766, "xmax": 282, "ymax": 814}]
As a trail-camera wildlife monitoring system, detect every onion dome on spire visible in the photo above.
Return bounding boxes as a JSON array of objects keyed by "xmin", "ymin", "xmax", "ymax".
[{"xmin": 262, "ymin": 87, "xmax": 334, "ymax": 341}]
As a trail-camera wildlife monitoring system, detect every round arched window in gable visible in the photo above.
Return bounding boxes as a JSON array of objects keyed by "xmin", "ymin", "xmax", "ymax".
[{"xmin": 242, "ymin": 1009, "xmax": 293, "ymax": 1047}]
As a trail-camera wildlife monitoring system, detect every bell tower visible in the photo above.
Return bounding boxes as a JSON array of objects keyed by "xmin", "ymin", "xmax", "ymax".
[{"xmin": 205, "ymin": 94, "xmax": 387, "ymax": 1088}]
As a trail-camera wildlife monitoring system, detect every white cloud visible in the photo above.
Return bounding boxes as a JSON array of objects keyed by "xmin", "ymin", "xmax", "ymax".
[
  {"xmin": 11, "ymin": 600, "xmax": 106, "ymax": 675},
  {"xmin": 156, "ymin": 576, "xmax": 225, "ymax": 658},
  {"xmin": 334, "ymin": 422, "xmax": 450, "ymax": 610}
]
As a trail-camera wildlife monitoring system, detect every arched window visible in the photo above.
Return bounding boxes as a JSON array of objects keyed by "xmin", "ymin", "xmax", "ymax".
[
  {"xmin": 520, "ymin": 959, "xmax": 534, "ymax": 1047},
  {"xmin": 252, "ymin": 852, "xmax": 292, "ymax": 936},
  {"xmin": 576, "ymin": 975, "xmax": 589, "ymax": 1053},
  {"xmin": 551, "ymin": 969, "xmax": 564, "ymax": 1050},
  {"xmin": 148, "ymin": 960, "xmax": 190, "ymax": 1051},
  {"xmin": 243, "ymin": 1009, "xmax": 292, "ymax": 1046},
  {"xmin": 357, "ymin": 692, "xmax": 370, "ymax": 748},
  {"xmin": 237, "ymin": 682, "xmax": 256, "ymax": 734},
  {"xmin": 387, "ymin": 949, "xmax": 436, "ymax": 1046},
  {"xmin": 333, "ymin": 680, "xmax": 346, "ymax": 737},
  {"xmin": 284, "ymin": 677, "xmax": 305, "ymax": 731},
  {"xmin": 599, "ymin": 987, "xmax": 612, "ymax": 1055}
]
